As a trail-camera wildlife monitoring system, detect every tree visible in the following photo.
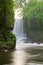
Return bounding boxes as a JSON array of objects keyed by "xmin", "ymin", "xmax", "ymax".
[
  {"xmin": 23, "ymin": 0, "xmax": 43, "ymax": 42},
  {"xmin": 6, "ymin": 0, "xmax": 14, "ymax": 29},
  {"xmin": 13, "ymin": 0, "xmax": 28, "ymax": 8},
  {"xmin": 0, "ymin": 0, "xmax": 14, "ymax": 32},
  {"xmin": 0, "ymin": 0, "xmax": 6, "ymax": 28},
  {"xmin": 23, "ymin": 0, "xmax": 43, "ymax": 30}
]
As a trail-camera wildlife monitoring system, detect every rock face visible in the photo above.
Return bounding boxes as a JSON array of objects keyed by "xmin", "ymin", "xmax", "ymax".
[
  {"xmin": 0, "ymin": 0, "xmax": 16, "ymax": 50},
  {"xmin": 0, "ymin": 31, "xmax": 16, "ymax": 50},
  {"xmin": 0, "ymin": 42, "xmax": 16, "ymax": 50},
  {"xmin": 0, "ymin": 40, "xmax": 16, "ymax": 50}
]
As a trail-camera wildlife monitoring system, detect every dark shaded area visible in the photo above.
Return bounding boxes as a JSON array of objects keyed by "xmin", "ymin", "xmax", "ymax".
[{"xmin": 0, "ymin": 51, "xmax": 12, "ymax": 65}]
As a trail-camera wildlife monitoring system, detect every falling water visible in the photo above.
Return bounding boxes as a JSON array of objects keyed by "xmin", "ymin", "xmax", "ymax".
[
  {"xmin": 12, "ymin": 8, "xmax": 27, "ymax": 43},
  {"xmin": 13, "ymin": 19, "xmax": 27, "ymax": 41}
]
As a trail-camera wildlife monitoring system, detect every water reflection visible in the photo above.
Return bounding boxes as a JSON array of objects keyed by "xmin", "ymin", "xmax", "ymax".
[
  {"xmin": 0, "ymin": 44, "xmax": 43, "ymax": 65},
  {"xmin": 11, "ymin": 50, "xmax": 28, "ymax": 65},
  {"xmin": 0, "ymin": 51, "xmax": 12, "ymax": 65}
]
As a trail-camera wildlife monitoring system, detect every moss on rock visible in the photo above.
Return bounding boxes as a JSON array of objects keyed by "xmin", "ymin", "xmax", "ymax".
[{"xmin": 0, "ymin": 31, "xmax": 16, "ymax": 50}]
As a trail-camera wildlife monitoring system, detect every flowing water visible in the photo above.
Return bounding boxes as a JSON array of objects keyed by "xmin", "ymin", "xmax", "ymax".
[
  {"xmin": 12, "ymin": 8, "xmax": 27, "ymax": 43},
  {"xmin": 0, "ymin": 8, "xmax": 43, "ymax": 65},
  {"xmin": 0, "ymin": 44, "xmax": 43, "ymax": 65},
  {"xmin": 12, "ymin": 18, "xmax": 27, "ymax": 43}
]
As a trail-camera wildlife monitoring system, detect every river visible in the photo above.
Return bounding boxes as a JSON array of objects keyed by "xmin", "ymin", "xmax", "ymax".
[{"xmin": 0, "ymin": 43, "xmax": 43, "ymax": 65}]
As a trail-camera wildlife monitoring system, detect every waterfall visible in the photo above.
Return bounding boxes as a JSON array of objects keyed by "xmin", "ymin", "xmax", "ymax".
[
  {"xmin": 12, "ymin": 8, "xmax": 27, "ymax": 43},
  {"xmin": 13, "ymin": 19, "xmax": 24, "ymax": 39}
]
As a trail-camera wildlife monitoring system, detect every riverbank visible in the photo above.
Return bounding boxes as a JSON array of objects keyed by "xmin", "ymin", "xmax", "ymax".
[
  {"xmin": 28, "ymin": 30, "xmax": 43, "ymax": 43},
  {"xmin": 0, "ymin": 31, "xmax": 16, "ymax": 50}
]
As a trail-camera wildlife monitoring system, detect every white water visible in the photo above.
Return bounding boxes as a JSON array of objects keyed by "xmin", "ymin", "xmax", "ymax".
[
  {"xmin": 13, "ymin": 18, "xmax": 27, "ymax": 42},
  {"xmin": 12, "ymin": 8, "xmax": 27, "ymax": 43}
]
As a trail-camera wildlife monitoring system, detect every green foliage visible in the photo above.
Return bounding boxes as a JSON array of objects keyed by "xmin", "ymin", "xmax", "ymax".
[
  {"xmin": 0, "ymin": 0, "xmax": 14, "ymax": 30},
  {"xmin": 3, "ymin": 31, "xmax": 16, "ymax": 40},
  {"xmin": 6, "ymin": 0, "xmax": 14, "ymax": 29},
  {"xmin": 23, "ymin": 0, "xmax": 43, "ymax": 30},
  {"xmin": 0, "ymin": 31, "xmax": 16, "ymax": 50},
  {"xmin": 0, "ymin": 0, "xmax": 16, "ymax": 49},
  {"xmin": 0, "ymin": 31, "xmax": 16, "ymax": 42},
  {"xmin": 13, "ymin": 0, "xmax": 27, "ymax": 8},
  {"xmin": 0, "ymin": 0, "xmax": 5, "ymax": 28},
  {"xmin": 23, "ymin": 0, "xmax": 43, "ymax": 42}
]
